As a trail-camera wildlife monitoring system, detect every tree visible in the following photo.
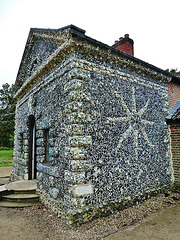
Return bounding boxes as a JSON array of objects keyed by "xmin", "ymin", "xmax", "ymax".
[
  {"xmin": 166, "ymin": 68, "xmax": 180, "ymax": 77},
  {"xmin": 0, "ymin": 83, "xmax": 16, "ymax": 148}
]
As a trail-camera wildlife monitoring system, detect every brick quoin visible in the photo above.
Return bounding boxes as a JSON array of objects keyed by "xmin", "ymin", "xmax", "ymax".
[{"xmin": 170, "ymin": 122, "xmax": 180, "ymax": 189}]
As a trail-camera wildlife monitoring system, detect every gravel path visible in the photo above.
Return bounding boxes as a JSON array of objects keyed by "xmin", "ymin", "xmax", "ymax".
[
  {"xmin": 104, "ymin": 200, "xmax": 180, "ymax": 240},
  {"xmin": 1, "ymin": 191, "xmax": 179, "ymax": 240},
  {"xmin": 0, "ymin": 167, "xmax": 12, "ymax": 185},
  {"xmin": 0, "ymin": 167, "xmax": 180, "ymax": 239}
]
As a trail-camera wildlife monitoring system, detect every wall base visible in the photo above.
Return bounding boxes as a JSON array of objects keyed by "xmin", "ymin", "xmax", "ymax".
[{"xmin": 39, "ymin": 185, "xmax": 172, "ymax": 226}]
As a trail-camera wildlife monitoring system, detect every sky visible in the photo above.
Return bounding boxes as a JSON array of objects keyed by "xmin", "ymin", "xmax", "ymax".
[{"xmin": 0, "ymin": 0, "xmax": 180, "ymax": 88}]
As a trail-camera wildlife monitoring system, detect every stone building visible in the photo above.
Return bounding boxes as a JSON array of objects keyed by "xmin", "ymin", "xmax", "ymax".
[
  {"xmin": 12, "ymin": 25, "xmax": 179, "ymax": 225},
  {"xmin": 167, "ymin": 102, "xmax": 180, "ymax": 190},
  {"xmin": 166, "ymin": 71, "xmax": 180, "ymax": 190}
]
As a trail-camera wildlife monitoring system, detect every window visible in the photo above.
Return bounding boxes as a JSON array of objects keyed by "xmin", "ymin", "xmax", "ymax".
[
  {"xmin": 45, "ymin": 129, "xmax": 49, "ymax": 162},
  {"xmin": 20, "ymin": 133, "xmax": 23, "ymax": 158},
  {"xmin": 30, "ymin": 58, "xmax": 38, "ymax": 72}
]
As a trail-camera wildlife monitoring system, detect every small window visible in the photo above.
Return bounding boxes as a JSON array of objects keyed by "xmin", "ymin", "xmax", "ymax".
[
  {"xmin": 30, "ymin": 58, "xmax": 38, "ymax": 72},
  {"xmin": 45, "ymin": 129, "xmax": 49, "ymax": 162},
  {"xmin": 20, "ymin": 133, "xmax": 23, "ymax": 158}
]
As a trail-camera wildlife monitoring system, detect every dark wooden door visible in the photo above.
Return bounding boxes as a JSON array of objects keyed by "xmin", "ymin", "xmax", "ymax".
[{"xmin": 28, "ymin": 115, "xmax": 36, "ymax": 180}]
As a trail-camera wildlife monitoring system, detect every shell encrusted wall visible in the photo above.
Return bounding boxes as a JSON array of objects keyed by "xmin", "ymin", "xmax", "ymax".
[{"xmin": 12, "ymin": 48, "xmax": 173, "ymax": 225}]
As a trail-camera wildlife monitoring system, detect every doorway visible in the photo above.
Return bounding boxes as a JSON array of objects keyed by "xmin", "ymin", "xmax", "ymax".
[{"xmin": 28, "ymin": 115, "xmax": 36, "ymax": 180}]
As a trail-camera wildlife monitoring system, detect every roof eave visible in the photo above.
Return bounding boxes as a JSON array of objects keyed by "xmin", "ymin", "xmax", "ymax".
[{"xmin": 70, "ymin": 27, "xmax": 176, "ymax": 81}]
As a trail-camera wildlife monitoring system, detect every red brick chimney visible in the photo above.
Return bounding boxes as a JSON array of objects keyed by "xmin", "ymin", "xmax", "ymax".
[{"xmin": 112, "ymin": 34, "xmax": 134, "ymax": 56}]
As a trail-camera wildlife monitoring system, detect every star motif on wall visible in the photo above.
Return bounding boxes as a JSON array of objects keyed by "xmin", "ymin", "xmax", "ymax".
[{"xmin": 107, "ymin": 86, "xmax": 155, "ymax": 153}]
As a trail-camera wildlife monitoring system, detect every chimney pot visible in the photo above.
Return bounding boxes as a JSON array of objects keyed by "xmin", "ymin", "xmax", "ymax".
[{"xmin": 113, "ymin": 34, "xmax": 134, "ymax": 56}]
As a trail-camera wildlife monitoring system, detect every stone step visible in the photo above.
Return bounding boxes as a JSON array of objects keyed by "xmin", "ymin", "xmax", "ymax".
[
  {"xmin": 1, "ymin": 193, "xmax": 39, "ymax": 203},
  {"xmin": 6, "ymin": 180, "xmax": 37, "ymax": 192},
  {"xmin": 0, "ymin": 180, "xmax": 40, "ymax": 208},
  {"xmin": 13, "ymin": 189, "xmax": 38, "ymax": 194},
  {"xmin": 0, "ymin": 185, "xmax": 13, "ymax": 200},
  {"xmin": 0, "ymin": 201, "xmax": 40, "ymax": 208}
]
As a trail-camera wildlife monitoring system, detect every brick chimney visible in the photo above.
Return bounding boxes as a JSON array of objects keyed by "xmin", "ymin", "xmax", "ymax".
[{"xmin": 112, "ymin": 34, "xmax": 134, "ymax": 56}]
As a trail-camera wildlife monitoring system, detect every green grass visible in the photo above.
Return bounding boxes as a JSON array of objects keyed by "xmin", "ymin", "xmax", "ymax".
[{"xmin": 0, "ymin": 149, "xmax": 14, "ymax": 167}]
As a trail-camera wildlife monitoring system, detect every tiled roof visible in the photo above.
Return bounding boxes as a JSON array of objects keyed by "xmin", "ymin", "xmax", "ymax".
[{"xmin": 167, "ymin": 100, "xmax": 180, "ymax": 120}]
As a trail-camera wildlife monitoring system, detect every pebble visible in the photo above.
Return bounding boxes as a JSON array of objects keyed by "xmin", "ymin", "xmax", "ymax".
[{"xmin": 24, "ymin": 191, "xmax": 180, "ymax": 239}]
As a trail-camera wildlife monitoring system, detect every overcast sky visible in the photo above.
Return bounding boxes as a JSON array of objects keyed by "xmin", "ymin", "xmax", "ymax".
[{"xmin": 0, "ymin": 0, "xmax": 179, "ymax": 88}]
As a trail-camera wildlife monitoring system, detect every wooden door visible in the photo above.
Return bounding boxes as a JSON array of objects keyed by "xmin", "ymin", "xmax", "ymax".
[{"xmin": 28, "ymin": 115, "xmax": 36, "ymax": 180}]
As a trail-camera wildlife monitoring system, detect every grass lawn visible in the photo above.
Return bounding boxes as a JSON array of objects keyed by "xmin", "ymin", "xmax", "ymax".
[{"xmin": 0, "ymin": 149, "xmax": 14, "ymax": 167}]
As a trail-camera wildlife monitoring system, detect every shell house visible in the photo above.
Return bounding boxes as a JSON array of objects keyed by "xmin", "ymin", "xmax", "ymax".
[{"xmin": 12, "ymin": 25, "xmax": 177, "ymax": 225}]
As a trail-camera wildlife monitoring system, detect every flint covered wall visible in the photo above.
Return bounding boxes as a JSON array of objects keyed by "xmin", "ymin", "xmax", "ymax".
[{"xmin": 11, "ymin": 25, "xmax": 174, "ymax": 225}]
